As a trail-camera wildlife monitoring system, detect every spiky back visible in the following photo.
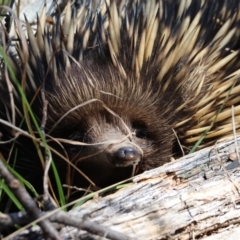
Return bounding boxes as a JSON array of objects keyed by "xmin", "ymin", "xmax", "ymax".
[{"xmin": 1, "ymin": 0, "xmax": 240, "ymax": 165}]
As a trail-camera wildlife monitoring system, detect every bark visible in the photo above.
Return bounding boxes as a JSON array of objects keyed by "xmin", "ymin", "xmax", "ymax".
[{"xmin": 59, "ymin": 137, "xmax": 240, "ymax": 239}]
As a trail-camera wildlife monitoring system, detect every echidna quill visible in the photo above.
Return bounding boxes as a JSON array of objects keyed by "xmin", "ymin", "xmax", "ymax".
[{"xmin": 1, "ymin": 0, "xmax": 240, "ymax": 207}]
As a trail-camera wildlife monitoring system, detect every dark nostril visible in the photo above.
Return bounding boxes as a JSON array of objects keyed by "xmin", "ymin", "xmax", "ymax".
[{"xmin": 114, "ymin": 147, "xmax": 139, "ymax": 161}]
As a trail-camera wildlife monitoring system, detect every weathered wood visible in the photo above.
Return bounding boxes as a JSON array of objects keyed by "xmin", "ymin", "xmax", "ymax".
[{"xmin": 58, "ymin": 137, "xmax": 240, "ymax": 239}]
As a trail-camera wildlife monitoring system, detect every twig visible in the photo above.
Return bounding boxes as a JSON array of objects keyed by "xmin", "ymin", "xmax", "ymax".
[
  {"xmin": 0, "ymin": 159, "xmax": 60, "ymax": 239},
  {"xmin": 0, "ymin": 199, "xmax": 136, "ymax": 240}
]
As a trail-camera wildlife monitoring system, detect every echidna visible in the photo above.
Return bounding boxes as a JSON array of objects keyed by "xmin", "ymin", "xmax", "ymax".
[{"xmin": 1, "ymin": 0, "xmax": 240, "ymax": 208}]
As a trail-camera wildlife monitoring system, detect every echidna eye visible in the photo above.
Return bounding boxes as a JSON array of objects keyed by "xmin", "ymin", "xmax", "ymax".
[{"xmin": 132, "ymin": 121, "xmax": 148, "ymax": 139}]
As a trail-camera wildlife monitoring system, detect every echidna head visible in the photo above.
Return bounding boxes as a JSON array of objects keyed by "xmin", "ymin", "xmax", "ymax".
[{"xmin": 42, "ymin": 63, "xmax": 174, "ymax": 187}]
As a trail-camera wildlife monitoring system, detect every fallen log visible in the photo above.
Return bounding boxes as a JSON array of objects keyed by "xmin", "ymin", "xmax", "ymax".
[
  {"xmin": 58, "ymin": 137, "xmax": 240, "ymax": 239},
  {"xmin": 5, "ymin": 137, "xmax": 240, "ymax": 240}
]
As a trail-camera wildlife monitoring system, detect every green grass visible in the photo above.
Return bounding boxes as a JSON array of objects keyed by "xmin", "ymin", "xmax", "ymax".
[{"xmin": 0, "ymin": 44, "xmax": 66, "ymax": 211}]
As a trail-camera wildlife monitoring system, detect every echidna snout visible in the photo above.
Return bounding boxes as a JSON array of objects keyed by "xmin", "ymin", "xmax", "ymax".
[
  {"xmin": 107, "ymin": 143, "xmax": 142, "ymax": 167},
  {"xmin": 68, "ymin": 118, "xmax": 144, "ymax": 168},
  {"xmin": 64, "ymin": 118, "xmax": 144, "ymax": 187}
]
